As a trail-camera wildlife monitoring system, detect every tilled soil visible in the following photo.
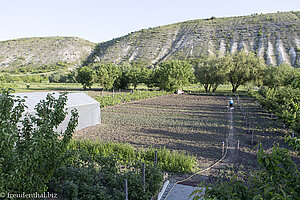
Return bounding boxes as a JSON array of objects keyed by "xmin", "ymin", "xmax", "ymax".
[
  {"xmin": 74, "ymin": 94, "xmax": 229, "ymax": 168},
  {"xmin": 74, "ymin": 94, "xmax": 299, "ymax": 184}
]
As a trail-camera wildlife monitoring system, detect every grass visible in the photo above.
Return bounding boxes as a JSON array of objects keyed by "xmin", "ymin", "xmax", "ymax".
[{"xmin": 68, "ymin": 139, "xmax": 197, "ymax": 173}]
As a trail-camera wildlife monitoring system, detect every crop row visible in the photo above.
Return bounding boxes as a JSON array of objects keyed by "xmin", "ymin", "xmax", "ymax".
[
  {"xmin": 68, "ymin": 139, "xmax": 197, "ymax": 173},
  {"xmin": 95, "ymin": 90, "xmax": 171, "ymax": 108}
]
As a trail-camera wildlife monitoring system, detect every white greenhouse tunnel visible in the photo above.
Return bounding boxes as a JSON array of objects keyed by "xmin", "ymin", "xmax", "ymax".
[{"xmin": 13, "ymin": 92, "xmax": 101, "ymax": 132}]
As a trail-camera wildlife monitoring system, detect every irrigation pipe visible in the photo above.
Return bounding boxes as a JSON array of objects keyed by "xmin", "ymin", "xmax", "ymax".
[{"xmin": 164, "ymin": 99, "xmax": 237, "ymax": 200}]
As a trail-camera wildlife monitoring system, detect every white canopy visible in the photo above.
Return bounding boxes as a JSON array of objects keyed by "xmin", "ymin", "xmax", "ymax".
[{"xmin": 14, "ymin": 92, "xmax": 101, "ymax": 132}]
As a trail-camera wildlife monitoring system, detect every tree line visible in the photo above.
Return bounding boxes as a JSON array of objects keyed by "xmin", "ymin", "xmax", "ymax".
[{"xmin": 74, "ymin": 50, "xmax": 300, "ymax": 92}]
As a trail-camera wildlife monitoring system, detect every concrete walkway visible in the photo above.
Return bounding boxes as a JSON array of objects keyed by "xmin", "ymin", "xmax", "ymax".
[{"xmin": 159, "ymin": 182, "xmax": 204, "ymax": 200}]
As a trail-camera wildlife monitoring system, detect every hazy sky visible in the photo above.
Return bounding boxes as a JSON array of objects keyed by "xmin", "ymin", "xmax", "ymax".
[{"xmin": 1, "ymin": 0, "xmax": 299, "ymax": 43}]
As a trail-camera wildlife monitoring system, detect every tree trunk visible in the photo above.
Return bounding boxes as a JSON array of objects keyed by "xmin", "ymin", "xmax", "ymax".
[{"xmin": 204, "ymin": 85, "xmax": 208, "ymax": 92}]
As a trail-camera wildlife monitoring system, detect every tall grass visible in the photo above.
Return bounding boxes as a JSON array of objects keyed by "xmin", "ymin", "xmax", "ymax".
[{"xmin": 68, "ymin": 139, "xmax": 197, "ymax": 173}]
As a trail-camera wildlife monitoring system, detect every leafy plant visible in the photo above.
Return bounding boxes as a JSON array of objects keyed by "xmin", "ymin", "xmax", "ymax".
[
  {"xmin": 0, "ymin": 89, "xmax": 78, "ymax": 193},
  {"xmin": 76, "ymin": 66, "xmax": 95, "ymax": 90}
]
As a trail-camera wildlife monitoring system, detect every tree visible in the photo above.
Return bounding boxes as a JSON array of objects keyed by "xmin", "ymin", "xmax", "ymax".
[
  {"xmin": 76, "ymin": 66, "xmax": 95, "ymax": 90},
  {"xmin": 0, "ymin": 89, "xmax": 78, "ymax": 193},
  {"xmin": 227, "ymin": 51, "xmax": 265, "ymax": 92},
  {"xmin": 194, "ymin": 56, "xmax": 229, "ymax": 92},
  {"xmin": 128, "ymin": 66, "xmax": 142, "ymax": 89},
  {"xmin": 154, "ymin": 60, "xmax": 194, "ymax": 92},
  {"xmin": 95, "ymin": 63, "xmax": 120, "ymax": 90},
  {"xmin": 113, "ymin": 62, "xmax": 131, "ymax": 89},
  {"xmin": 263, "ymin": 63, "xmax": 298, "ymax": 88}
]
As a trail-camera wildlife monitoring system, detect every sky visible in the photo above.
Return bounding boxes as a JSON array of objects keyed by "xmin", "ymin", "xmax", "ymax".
[{"xmin": 1, "ymin": 0, "xmax": 299, "ymax": 43}]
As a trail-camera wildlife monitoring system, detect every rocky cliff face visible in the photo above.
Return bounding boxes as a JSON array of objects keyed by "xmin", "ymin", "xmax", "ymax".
[
  {"xmin": 86, "ymin": 11, "xmax": 300, "ymax": 67},
  {"xmin": 0, "ymin": 37, "xmax": 95, "ymax": 69}
]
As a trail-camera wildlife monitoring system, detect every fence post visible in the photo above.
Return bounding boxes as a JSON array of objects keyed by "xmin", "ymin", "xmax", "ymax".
[
  {"xmin": 222, "ymin": 141, "xmax": 225, "ymax": 157},
  {"xmin": 113, "ymin": 89, "xmax": 115, "ymax": 97},
  {"xmin": 237, "ymin": 140, "xmax": 240, "ymax": 157},
  {"xmin": 292, "ymin": 130, "xmax": 294, "ymax": 138},
  {"xmin": 155, "ymin": 150, "xmax": 158, "ymax": 165},
  {"xmin": 124, "ymin": 179, "xmax": 128, "ymax": 200},
  {"xmin": 123, "ymin": 93, "xmax": 126, "ymax": 103},
  {"xmin": 251, "ymin": 129, "xmax": 254, "ymax": 145},
  {"xmin": 142, "ymin": 162, "xmax": 146, "ymax": 192}
]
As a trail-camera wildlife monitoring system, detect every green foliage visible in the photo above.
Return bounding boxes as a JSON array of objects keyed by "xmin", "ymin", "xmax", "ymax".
[
  {"xmin": 94, "ymin": 63, "xmax": 121, "ymax": 90},
  {"xmin": 154, "ymin": 60, "xmax": 194, "ymax": 92},
  {"xmin": 113, "ymin": 62, "xmax": 131, "ymax": 89},
  {"xmin": 95, "ymin": 90, "xmax": 170, "ymax": 108},
  {"xmin": 68, "ymin": 139, "xmax": 197, "ymax": 173},
  {"xmin": 263, "ymin": 64, "xmax": 299, "ymax": 88},
  {"xmin": 227, "ymin": 51, "xmax": 265, "ymax": 92},
  {"xmin": 76, "ymin": 66, "xmax": 95, "ymax": 90},
  {"xmin": 249, "ymin": 86, "xmax": 300, "ymax": 133},
  {"xmin": 194, "ymin": 144, "xmax": 299, "ymax": 200},
  {"xmin": 0, "ymin": 73, "xmax": 47, "ymax": 83},
  {"xmin": 0, "ymin": 89, "xmax": 78, "ymax": 193},
  {"xmin": 193, "ymin": 55, "xmax": 229, "ymax": 92},
  {"xmin": 49, "ymin": 70, "xmax": 67, "ymax": 83},
  {"xmin": 48, "ymin": 140, "xmax": 167, "ymax": 200}
]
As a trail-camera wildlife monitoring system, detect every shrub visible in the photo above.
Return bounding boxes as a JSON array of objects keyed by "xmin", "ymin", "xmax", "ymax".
[{"xmin": 0, "ymin": 90, "xmax": 78, "ymax": 193}]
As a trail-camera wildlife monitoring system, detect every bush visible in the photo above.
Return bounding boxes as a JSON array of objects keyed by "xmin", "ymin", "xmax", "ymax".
[
  {"xmin": 0, "ymin": 90, "xmax": 78, "ymax": 193},
  {"xmin": 49, "ymin": 142, "xmax": 165, "ymax": 200},
  {"xmin": 68, "ymin": 139, "xmax": 197, "ymax": 173}
]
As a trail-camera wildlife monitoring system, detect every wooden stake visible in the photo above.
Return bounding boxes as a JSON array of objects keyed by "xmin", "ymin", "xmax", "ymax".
[{"xmin": 222, "ymin": 142, "xmax": 225, "ymax": 157}]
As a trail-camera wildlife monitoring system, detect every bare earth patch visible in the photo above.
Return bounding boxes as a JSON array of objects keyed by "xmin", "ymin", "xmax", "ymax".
[{"xmin": 74, "ymin": 94, "xmax": 229, "ymax": 168}]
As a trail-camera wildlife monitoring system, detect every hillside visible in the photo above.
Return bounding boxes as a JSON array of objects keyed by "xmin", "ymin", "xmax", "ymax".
[
  {"xmin": 85, "ymin": 11, "xmax": 300, "ymax": 67},
  {"xmin": 0, "ymin": 37, "xmax": 95, "ymax": 69},
  {"xmin": 1, "ymin": 11, "xmax": 300, "ymax": 70}
]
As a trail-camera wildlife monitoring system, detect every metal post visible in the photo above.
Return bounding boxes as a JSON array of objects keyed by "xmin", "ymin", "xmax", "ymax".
[
  {"xmin": 237, "ymin": 140, "xmax": 240, "ymax": 156},
  {"xmin": 142, "ymin": 162, "xmax": 146, "ymax": 192},
  {"xmin": 124, "ymin": 179, "xmax": 128, "ymax": 200},
  {"xmin": 155, "ymin": 150, "xmax": 158, "ymax": 165},
  {"xmin": 222, "ymin": 141, "xmax": 225, "ymax": 157},
  {"xmin": 251, "ymin": 129, "xmax": 254, "ymax": 145},
  {"xmin": 124, "ymin": 93, "xmax": 126, "ymax": 103}
]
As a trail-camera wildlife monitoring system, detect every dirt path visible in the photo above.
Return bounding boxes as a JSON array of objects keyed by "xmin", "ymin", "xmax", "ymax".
[{"xmin": 222, "ymin": 107, "xmax": 237, "ymax": 164}]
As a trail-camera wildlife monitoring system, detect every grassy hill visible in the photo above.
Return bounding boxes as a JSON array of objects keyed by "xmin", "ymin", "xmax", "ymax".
[
  {"xmin": 0, "ymin": 37, "xmax": 95, "ymax": 70},
  {"xmin": 1, "ymin": 11, "xmax": 300, "ymax": 70},
  {"xmin": 85, "ymin": 11, "xmax": 300, "ymax": 67}
]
